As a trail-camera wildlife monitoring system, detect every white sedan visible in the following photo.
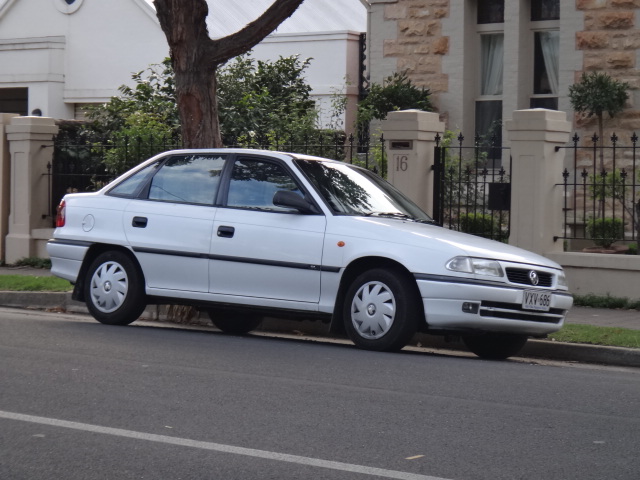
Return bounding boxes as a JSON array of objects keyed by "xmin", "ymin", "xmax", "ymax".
[{"xmin": 47, "ymin": 149, "xmax": 573, "ymax": 359}]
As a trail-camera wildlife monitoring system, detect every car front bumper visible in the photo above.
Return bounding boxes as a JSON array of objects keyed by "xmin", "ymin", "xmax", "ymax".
[{"xmin": 415, "ymin": 274, "xmax": 573, "ymax": 336}]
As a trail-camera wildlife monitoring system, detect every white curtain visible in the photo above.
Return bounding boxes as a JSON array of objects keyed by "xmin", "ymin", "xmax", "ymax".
[
  {"xmin": 480, "ymin": 34, "xmax": 504, "ymax": 96},
  {"xmin": 539, "ymin": 31, "xmax": 559, "ymax": 95}
]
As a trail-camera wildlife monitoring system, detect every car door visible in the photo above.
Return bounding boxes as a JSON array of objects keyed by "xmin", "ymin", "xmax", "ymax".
[
  {"xmin": 123, "ymin": 153, "xmax": 226, "ymax": 293},
  {"xmin": 209, "ymin": 156, "xmax": 326, "ymax": 304}
]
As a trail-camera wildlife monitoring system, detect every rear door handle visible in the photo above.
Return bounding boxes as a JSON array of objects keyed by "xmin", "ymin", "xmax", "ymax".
[
  {"xmin": 217, "ymin": 225, "xmax": 235, "ymax": 238},
  {"xmin": 132, "ymin": 216, "xmax": 148, "ymax": 228}
]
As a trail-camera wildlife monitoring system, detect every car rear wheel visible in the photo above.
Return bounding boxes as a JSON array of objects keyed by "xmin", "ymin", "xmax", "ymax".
[
  {"xmin": 207, "ymin": 310, "xmax": 263, "ymax": 335},
  {"xmin": 343, "ymin": 268, "xmax": 419, "ymax": 352},
  {"xmin": 84, "ymin": 250, "xmax": 146, "ymax": 325},
  {"xmin": 462, "ymin": 333, "xmax": 528, "ymax": 360}
]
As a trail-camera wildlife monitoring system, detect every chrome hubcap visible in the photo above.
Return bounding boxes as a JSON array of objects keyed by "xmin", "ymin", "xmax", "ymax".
[
  {"xmin": 351, "ymin": 281, "xmax": 396, "ymax": 340},
  {"xmin": 90, "ymin": 261, "xmax": 128, "ymax": 313}
]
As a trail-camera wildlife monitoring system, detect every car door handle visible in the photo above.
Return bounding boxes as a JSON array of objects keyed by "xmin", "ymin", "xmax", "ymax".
[
  {"xmin": 217, "ymin": 226, "xmax": 235, "ymax": 238},
  {"xmin": 132, "ymin": 216, "xmax": 148, "ymax": 228}
]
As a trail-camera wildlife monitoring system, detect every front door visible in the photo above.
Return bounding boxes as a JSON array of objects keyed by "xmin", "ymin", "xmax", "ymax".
[{"xmin": 209, "ymin": 157, "xmax": 326, "ymax": 304}]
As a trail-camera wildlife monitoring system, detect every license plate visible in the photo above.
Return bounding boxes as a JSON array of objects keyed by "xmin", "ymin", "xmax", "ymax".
[{"xmin": 522, "ymin": 290, "xmax": 551, "ymax": 311}]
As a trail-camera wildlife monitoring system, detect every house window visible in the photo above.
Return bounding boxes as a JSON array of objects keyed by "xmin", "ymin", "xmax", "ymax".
[
  {"xmin": 54, "ymin": 0, "xmax": 84, "ymax": 14},
  {"xmin": 530, "ymin": 0, "xmax": 559, "ymax": 110},
  {"xmin": 476, "ymin": 33, "xmax": 503, "ymax": 153},
  {"xmin": 480, "ymin": 34, "xmax": 503, "ymax": 96},
  {"xmin": 475, "ymin": 100, "xmax": 502, "ymax": 148},
  {"xmin": 531, "ymin": 0, "xmax": 559, "ymax": 21},
  {"xmin": 0, "ymin": 88, "xmax": 28, "ymax": 116},
  {"xmin": 477, "ymin": 0, "xmax": 504, "ymax": 24}
]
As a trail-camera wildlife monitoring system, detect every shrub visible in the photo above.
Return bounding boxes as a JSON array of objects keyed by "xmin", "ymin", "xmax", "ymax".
[
  {"xmin": 14, "ymin": 257, "xmax": 52, "ymax": 269},
  {"xmin": 459, "ymin": 213, "xmax": 504, "ymax": 241},
  {"xmin": 586, "ymin": 217, "xmax": 624, "ymax": 248}
]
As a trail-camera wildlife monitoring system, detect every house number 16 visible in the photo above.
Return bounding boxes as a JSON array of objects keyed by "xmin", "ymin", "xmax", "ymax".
[{"xmin": 394, "ymin": 154, "xmax": 408, "ymax": 172}]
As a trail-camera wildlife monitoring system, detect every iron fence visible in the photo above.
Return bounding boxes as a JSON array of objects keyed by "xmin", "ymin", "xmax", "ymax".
[
  {"xmin": 47, "ymin": 132, "xmax": 386, "ymax": 225},
  {"xmin": 556, "ymin": 133, "xmax": 640, "ymax": 250},
  {"xmin": 433, "ymin": 133, "xmax": 511, "ymax": 242}
]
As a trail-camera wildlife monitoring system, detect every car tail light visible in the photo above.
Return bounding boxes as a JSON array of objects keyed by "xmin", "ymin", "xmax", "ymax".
[{"xmin": 56, "ymin": 200, "xmax": 66, "ymax": 227}]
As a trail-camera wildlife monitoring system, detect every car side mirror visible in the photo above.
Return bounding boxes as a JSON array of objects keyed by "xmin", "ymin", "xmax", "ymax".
[{"xmin": 273, "ymin": 190, "xmax": 315, "ymax": 214}]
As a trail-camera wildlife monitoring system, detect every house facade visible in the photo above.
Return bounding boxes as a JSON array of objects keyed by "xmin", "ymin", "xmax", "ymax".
[
  {"xmin": 365, "ymin": 0, "xmax": 640, "ymax": 149},
  {"xmin": 0, "ymin": 0, "xmax": 366, "ymax": 128}
]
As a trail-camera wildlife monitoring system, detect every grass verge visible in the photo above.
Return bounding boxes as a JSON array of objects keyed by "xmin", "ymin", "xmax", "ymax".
[
  {"xmin": 0, "ymin": 273, "xmax": 637, "ymax": 350},
  {"xmin": 0, "ymin": 275, "xmax": 72, "ymax": 292},
  {"xmin": 547, "ymin": 324, "xmax": 640, "ymax": 349},
  {"xmin": 573, "ymin": 293, "xmax": 640, "ymax": 310}
]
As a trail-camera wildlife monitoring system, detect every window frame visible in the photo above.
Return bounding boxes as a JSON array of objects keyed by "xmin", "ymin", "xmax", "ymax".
[
  {"xmin": 530, "ymin": 19, "xmax": 560, "ymax": 110},
  {"xmin": 220, "ymin": 156, "xmax": 319, "ymax": 214}
]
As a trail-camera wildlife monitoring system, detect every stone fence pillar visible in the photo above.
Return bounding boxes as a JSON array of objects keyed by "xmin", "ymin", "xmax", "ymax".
[
  {"xmin": 5, "ymin": 116, "xmax": 58, "ymax": 263},
  {"xmin": 0, "ymin": 113, "xmax": 19, "ymax": 261},
  {"xmin": 381, "ymin": 110, "xmax": 445, "ymax": 216},
  {"xmin": 505, "ymin": 109, "xmax": 572, "ymax": 255}
]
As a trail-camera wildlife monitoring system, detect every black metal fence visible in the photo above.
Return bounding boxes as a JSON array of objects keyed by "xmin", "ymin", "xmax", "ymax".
[
  {"xmin": 47, "ymin": 132, "xmax": 386, "ymax": 224},
  {"xmin": 557, "ymin": 133, "xmax": 640, "ymax": 250},
  {"xmin": 46, "ymin": 134, "xmax": 181, "ymax": 219},
  {"xmin": 49, "ymin": 129, "xmax": 518, "ymax": 243},
  {"xmin": 433, "ymin": 133, "xmax": 511, "ymax": 242}
]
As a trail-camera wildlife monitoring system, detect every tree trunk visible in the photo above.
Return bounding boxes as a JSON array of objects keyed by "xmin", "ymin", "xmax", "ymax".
[
  {"xmin": 154, "ymin": 0, "xmax": 306, "ymax": 149},
  {"xmin": 174, "ymin": 65, "xmax": 222, "ymax": 148},
  {"xmin": 597, "ymin": 113, "xmax": 604, "ymax": 172}
]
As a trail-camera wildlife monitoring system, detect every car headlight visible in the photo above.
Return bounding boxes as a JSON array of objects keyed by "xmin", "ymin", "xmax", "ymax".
[
  {"xmin": 446, "ymin": 256, "xmax": 504, "ymax": 277},
  {"xmin": 557, "ymin": 271, "xmax": 568, "ymax": 288}
]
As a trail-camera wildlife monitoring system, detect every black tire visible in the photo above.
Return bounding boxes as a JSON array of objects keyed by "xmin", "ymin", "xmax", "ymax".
[
  {"xmin": 207, "ymin": 310, "xmax": 263, "ymax": 335},
  {"xmin": 84, "ymin": 250, "xmax": 146, "ymax": 326},
  {"xmin": 343, "ymin": 268, "xmax": 419, "ymax": 352},
  {"xmin": 462, "ymin": 333, "xmax": 528, "ymax": 360}
]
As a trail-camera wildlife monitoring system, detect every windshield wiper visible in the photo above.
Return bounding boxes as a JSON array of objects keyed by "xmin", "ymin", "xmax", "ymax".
[
  {"xmin": 363, "ymin": 212, "xmax": 437, "ymax": 224},
  {"xmin": 363, "ymin": 212, "xmax": 416, "ymax": 221}
]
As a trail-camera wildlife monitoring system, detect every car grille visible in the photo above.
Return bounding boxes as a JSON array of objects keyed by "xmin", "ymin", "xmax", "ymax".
[
  {"xmin": 505, "ymin": 268, "xmax": 553, "ymax": 287},
  {"xmin": 480, "ymin": 301, "xmax": 564, "ymax": 324}
]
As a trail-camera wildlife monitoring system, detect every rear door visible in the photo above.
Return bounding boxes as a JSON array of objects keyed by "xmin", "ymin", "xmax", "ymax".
[{"xmin": 123, "ymin": 153, "xmax": 226, "ymax": 292}]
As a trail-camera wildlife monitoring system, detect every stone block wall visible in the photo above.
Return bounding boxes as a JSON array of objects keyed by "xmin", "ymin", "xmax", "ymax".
[
  {"xmin": 375, "ymin": 0, "xmax": 450, "ymax": 111},
  {"xmin": 370, "ymin": 1, "xmax": 640, "ymax": 147},
  {"xmin": 573, "ymin": 1, "xmax": 640, "ymax": 144}
]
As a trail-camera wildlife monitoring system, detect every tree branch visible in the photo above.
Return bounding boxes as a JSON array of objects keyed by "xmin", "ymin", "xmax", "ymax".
[
  {"xmin": 207, "ymin": 0, "xmax": 306, "ymax": 65},
  {"xmin": 154, "ymin": 0, "xmax": 215, "ymax": 71}
]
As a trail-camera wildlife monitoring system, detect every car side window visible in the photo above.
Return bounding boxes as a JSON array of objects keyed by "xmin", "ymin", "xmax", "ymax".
[
  {"xmin": 148, "ymin": 155, "xmax": 225, "ymax": 205},
  {"xmin": 108, "ymin": 162, "xmax": 159, "ymax": 198},
  {"xmin": 227, "ymin": 159, "xmax": 302, "ymax": 211}
]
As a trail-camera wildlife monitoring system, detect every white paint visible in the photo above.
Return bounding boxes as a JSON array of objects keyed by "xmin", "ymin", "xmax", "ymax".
[
  {"xmin": 0, "ymin": 0, "xmax": 365, "ymax": 128},
  {"xmin": 0, "ymin": 409, "xmax": 450, "ymax": 480}
]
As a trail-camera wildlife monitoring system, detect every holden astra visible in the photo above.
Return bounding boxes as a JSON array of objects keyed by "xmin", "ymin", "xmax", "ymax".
[{"xmin": 47, "ymin": 149, "xmax": 573, "ymax": 359}]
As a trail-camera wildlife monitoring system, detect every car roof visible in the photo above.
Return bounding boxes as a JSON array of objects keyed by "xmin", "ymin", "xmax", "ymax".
[{"xmin": 153, "ymin": 148, "xmax": 344, "ymax": 164}]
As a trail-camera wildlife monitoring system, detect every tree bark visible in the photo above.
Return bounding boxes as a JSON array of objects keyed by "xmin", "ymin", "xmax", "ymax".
[{"xmin": 153, "ymin": 0, "xmax": 306, "ymax": 148}]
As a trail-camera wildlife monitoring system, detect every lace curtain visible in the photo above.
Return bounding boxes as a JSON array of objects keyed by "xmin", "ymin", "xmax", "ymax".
[
  {"xmin": 480, "ymin": 34, "xmax": 504, "ymax": 96},
  {"xmin": 538, "ymin": 31, "xmax": 559, "ymax": 95}
]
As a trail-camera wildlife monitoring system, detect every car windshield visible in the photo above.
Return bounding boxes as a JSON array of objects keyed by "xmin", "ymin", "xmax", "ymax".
[{"xmin": 294, "ymin": 158, "xmax": 434, "ymax": 223}]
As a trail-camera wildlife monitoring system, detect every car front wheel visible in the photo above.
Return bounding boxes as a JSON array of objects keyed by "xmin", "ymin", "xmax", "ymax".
[
  {"xmin": 343, "ymin": 268, "xmax": 419, "ymax": 352},
  {"xmin": 462, "ymin": 333, "xmax": 528, "ymax": 360},
  {"xmin": 84, "ymin": 250, "xmax": 146, "ymax": 325}
]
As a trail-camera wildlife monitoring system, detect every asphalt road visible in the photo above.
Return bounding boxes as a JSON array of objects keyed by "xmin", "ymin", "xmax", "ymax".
[{"xmin": 1, "ymin": 309, "xmax": 639, "ymax": 480}]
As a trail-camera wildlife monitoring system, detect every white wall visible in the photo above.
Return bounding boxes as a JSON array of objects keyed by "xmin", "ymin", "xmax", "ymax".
[
  {"xmin": 0, "ymin": 0, "xmax": 364, "ymax": 130},
  {"xmin": 253, "ymin": 31, "xmax": 363, "ymax": 130}
]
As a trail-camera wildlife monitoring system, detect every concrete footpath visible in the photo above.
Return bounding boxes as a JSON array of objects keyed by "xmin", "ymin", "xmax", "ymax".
[{"xmin": 1, "ymin": 266, "xmax": 639, "ymax": 367}]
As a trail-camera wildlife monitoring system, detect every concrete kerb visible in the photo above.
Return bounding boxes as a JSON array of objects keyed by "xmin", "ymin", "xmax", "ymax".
[{"xmin": 1, "ymin": 290, "xmax": 639, "ymax": 368}]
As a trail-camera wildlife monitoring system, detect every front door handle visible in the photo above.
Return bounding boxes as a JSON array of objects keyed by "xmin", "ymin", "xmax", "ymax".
[
  {"xmin": 217, "ymin": 225, "xmax": 235, "ymax": 238},
  {"xmin": 132, "ymin": 216, "xmax": 148, "ymax": 228}
]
